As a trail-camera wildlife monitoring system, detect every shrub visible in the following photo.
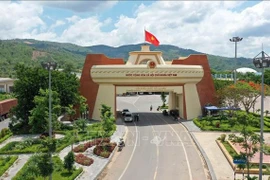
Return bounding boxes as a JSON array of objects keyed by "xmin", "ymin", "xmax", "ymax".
[
  {"xmin": 72, "ymin": 137, "xmax": 111, "ymax": 153},
  {"xmin": 0, "ymin": 156, "xmax": 18, "ymax": 176},
  {"xmin": 220, "ymin": 134, "xmax": 226, "ymax": 142},
  {"xmin": 0, "ymin": 128, "xmax": 10, "ymax": 138},
  {"xmin": 93, "ymin": 142, "xmax": 116, "ymax": 158},
  {"xmin": 73, "ymin": 144, "xmax": 86, "ymax": 153},
  {"xmin": 75, "ymin": 154, "xmax": 94, "ymax": 166},
  {"xmin": 64, "ymin": 151, "xmax": 75, "ymax": 172},
  {"xmin": 100, "ymin": 151, "xmax": 110, "ymax": 158}
]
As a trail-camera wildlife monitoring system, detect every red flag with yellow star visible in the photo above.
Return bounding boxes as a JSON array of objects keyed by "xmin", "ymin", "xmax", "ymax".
[{"xmin": 145, "ymin": 30, "xmax": 160, "ymax": 46}]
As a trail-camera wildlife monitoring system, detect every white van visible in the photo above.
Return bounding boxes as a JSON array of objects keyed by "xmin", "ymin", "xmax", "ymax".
[{"xmin": 124, "ymin": 112, "xmax": 133, "ymax": 122}]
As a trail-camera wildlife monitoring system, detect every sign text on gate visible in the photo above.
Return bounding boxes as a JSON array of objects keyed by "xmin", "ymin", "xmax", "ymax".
[{"xmin": 125, "ymin": 73, "xmax": 177, "ymax": 77}]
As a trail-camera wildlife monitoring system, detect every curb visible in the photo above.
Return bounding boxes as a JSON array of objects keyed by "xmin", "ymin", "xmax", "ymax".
[
  {"xmin": 180, "ymin": 121, "xmax": 217, "ymax": 180},
  {"xmin": 93, "ymin": 124, "xmax": 127, "ymax": 180},
  {"xmin": 216, "ymin": 140, "xmax": 268, "ymax": 174},
  {"xmin": 74, "ymin": 169, "xmax": 85, "ymax": 180}
]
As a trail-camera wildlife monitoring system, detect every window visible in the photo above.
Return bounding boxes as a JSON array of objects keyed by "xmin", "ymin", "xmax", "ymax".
[{"xmin": 0, "ymin": 85, "xmax": 4, "ymax": 93}]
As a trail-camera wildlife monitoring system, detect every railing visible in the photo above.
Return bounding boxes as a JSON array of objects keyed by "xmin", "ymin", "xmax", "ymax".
[{"xmin": 212, "ymin": 74, "xmax": 234, "ymax": 80}]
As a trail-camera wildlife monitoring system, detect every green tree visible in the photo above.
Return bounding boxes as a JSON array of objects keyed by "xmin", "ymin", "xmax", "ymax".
[
  {"xmin": 213, "ymin": 79, "xmax": 233, "ymax": 92},
  {"xmin": 41, "ymin": 137, "xmax": 57, "ymax": 153},
  {"xmin": 217, "ymin": 81, "xmax": 264, "ymax": 113},
  {"xmin": 65, "ymin": 104, "xmax": 76, "ymax": 121},
  {"xmin": 160, "ymin": 92, "xmax": 167, "ymax": 107},
  {"xmin": 37, "ymin": 153, "xmax": 54, "ymax": 180},
  {"xmin": 29, "ymin": 89, "xmax": 61, "ymax": 133},
  {"xmin": 11, "ymin": 64, "xmax": 80, "ymax": 132},
  {"xmin": 228, "ymin": 112, "xmax": 260, "ymax": 179},
  {"xmin": 78, "ymin": 95, "xmax": 88, "ymax": 118},
  {"xmin": 100, "ymin": 104, "xmax": 116, "ymax": 137},
  {"xmin": 64, "ymin": 151, "xmax": 75, "ymax": 173},
  {"xmin": 75, "ymin": 119, "xmax": 87, "ymax": 133}
]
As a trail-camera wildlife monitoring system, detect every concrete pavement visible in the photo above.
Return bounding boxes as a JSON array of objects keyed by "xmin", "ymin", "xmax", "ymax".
[{"xmin": 181, "ymin": 120, "xmax": 270, "ymax": 180}]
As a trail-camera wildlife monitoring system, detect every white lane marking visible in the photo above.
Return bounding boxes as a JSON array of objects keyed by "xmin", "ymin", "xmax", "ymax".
[
  {"xmin": 132, "ymin": 96, "xmax": 140, "ymax": 106},
  {"xmin": 118, "ymin": 121, "xmax": 138, "ymax": 180},
  {"xmin": 156, "ymin": 115, "xmax": 193, "ymax": 180},
  {"xmin": 145, "ymin": 115, "xmax": 159, "ymax": 180}
]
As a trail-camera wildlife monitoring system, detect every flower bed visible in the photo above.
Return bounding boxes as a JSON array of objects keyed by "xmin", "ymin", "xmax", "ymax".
[
  {"xmin": 93, "ymin": 142, "xmax": 117, "ymax": 158},
  {"xmin": 75, "ymin": 153, "xmax": 94, "ymax": 166},
  {"xmin": 73, "ymin": 137, "xmax": 111, "ymax": 153}
]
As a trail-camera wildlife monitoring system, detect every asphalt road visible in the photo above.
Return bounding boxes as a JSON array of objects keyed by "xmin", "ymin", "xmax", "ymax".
[
  {"xmin": 0, "ymin": 118, "xmax": 10, "ymax": 131},
  {"xmin": 99, "ymin": 95, "xmax": 209, "ymax": 180}
]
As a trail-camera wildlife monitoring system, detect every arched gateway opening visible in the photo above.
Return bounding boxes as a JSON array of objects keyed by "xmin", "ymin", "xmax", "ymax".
[{"xmin": 80, "ymin": 45, "xmax": 216, "ymax": 120}]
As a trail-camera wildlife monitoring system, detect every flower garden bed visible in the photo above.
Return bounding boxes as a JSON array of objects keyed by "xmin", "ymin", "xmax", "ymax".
[
  {"xmin": 75, "ymin": 154, "xmax": 94, "ymax": 166},
  {"xmin": 73, "ymin": 137, "xmax": 111, "ymax": 153},
  {"xmin": 93, "ymin": 142, "xmax": 117, "ymax": 158}
]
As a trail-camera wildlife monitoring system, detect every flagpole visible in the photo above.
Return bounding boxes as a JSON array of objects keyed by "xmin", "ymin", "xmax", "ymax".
[{"xmin": 144, "ymin": 26, "xmax": 147, "ymax": 45}]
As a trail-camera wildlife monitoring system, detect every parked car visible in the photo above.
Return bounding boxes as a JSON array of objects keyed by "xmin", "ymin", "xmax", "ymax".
[
  {"xmin": 122, "ymin": 109, "xmax": 129, "ymax": 116},
  {"xmin": 124, "ymin": 112, "xmax": 133, "ymax": 122}
]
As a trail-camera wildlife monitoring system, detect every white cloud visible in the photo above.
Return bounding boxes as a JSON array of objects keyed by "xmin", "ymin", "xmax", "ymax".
[
  {"xmin": 107, "ymin": 1, "xmax": 270, "ymax": 58},
  {"xmin": 49, "ymin": 20, "xmax": 65, "ymax": 31},
  {"xmin": 0, "ymin": 1, "xmax": 44, "ymax": 39},
  {"xmin": 0, "ymin": 1, "xmax": 269, "ymax": 59},
  {"xmin": 33, "ymin": 1, "xmax": 117, "ymax": 12},
  {"xmin": 66, "ymin": 16, "xmax": 81, "ymax": 24}
]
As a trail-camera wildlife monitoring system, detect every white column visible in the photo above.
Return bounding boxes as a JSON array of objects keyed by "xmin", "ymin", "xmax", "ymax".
[
  {"xmin": 4, "ymin": 84, "xmax": 7, "ymax": 93},
  {"xmin": 184, "ymin": 83, "xmax": 201, "ymax": 119},
  {"xmin": 168, "ymin": 91, "xmax": 173, "ymax": 110},
  {"xmin": 178, "ymin": 94, "xmax": 184, "ymax": 118},
  {"xmin": 92, "ymin": 84, "xmax": 115, "ymax": 120}
]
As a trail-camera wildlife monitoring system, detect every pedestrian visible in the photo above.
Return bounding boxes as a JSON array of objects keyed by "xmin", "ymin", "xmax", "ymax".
[
  {"xmin": 150, "ymin": 105, "xmax": 153, "ymax": 111},
  {"xmin": 137, "ymin": 114, "xmax": 139, "ymax": 121}
]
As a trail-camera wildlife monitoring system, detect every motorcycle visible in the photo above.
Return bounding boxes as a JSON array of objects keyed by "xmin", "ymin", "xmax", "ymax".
[
  {"xmin": 118, "ymin": 138, "xmax": 125, "ymax": 151},
  {"xmin": 162, "ymin": 110, "xmax": 168, "ymax": 116}
]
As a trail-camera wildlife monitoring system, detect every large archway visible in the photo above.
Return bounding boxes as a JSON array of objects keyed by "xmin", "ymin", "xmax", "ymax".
[{"xmin": 79, "ymin": 45, "xmax": 216, "ymax": 120}]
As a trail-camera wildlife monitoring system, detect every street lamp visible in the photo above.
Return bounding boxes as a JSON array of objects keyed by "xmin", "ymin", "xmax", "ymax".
[
  {"xmin": 230, "ymin": 36, "xmax": 243, "ymax": 84},
  {"xmin": 41, "ymin": 61, "xmax": 57, "ymax": 180},
  {"xmin": 253, "ymin": 50, "xmax": 270, "ymax": 180}
]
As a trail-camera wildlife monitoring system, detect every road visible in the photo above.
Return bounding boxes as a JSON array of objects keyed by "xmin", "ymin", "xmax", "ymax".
[
  {"xmin": 99, "ymin": 95, "xmax": 209, "ymax": 180},
  {"xmin": 0, "ymin": 118, "xmax": 10, "ymax": 131}
]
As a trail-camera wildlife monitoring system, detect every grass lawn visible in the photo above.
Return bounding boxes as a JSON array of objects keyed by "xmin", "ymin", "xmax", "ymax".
[
  {"xmin": 0, "ymin": 141, "xmax": 46, "ymax": 154},
  {"xmin": 221, "ymin": 141, "xmax": 270, "ymax": 173},
  {"xmin": 0, "ymin": 156, "xmax": 18, "ymax": 176},
  {"xmin": 12, "ymin": 156, "xmax": 82, "ymax": 180},
  {"xmin": 0, "ymin": 132, "xmax": 13, "ymax": 144},
  {"xmin": 193, "ymin": 111, "xmax": 270, "ymax": 132},
  {"xmin": 0, "ymin": 122, "xmax": 116, "ymax": 155}
]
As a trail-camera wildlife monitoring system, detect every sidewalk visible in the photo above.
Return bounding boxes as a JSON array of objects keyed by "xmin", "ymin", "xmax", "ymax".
[
  {"xmin": 0, "ymin": 154, "xmax": 31, "ymax": 180},
  {"xmin": 181, "ymin": 119, "xmax": 270, "ymax": 180},
  {"xmin": 72, "ymin": 118, "xmax": 126, "ymax": 180}
]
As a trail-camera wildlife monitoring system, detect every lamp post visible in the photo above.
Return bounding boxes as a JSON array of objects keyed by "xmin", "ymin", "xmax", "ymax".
[
  {"xmin": 41, "ymin": 61, "xmax": 57, "ymax": 180},
  {"xmin": 253, "ymin": 50, "xmax": 270, "ymax": 180},
  {"xmin": 230, "ymin": 36, "xmax": 243, "ymax": 84}
]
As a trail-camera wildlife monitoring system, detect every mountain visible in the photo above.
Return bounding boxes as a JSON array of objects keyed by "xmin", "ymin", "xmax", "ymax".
[{"xmin": 0, "ymin": 39, "xmax": 254, "ymax": 77}]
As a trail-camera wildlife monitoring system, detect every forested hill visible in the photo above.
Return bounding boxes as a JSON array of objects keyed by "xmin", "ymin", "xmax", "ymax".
[{"xmin": 0, "ymin": 39, "xmax": 253, "ymax": 77}]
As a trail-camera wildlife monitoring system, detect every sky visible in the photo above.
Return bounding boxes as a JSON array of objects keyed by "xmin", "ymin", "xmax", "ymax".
[{"xmin": 0, "ymin": 0, "xmax": 269, "ymax": 58}]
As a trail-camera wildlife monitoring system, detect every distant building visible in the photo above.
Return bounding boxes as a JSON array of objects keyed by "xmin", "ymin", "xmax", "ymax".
[
  {"xmin": 236, "ymin": 67, "xmax": 257, "ymax": 74},
  {"xmin": 0, "ymin": 78, "xmax": 15, "ymax": 93}
]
